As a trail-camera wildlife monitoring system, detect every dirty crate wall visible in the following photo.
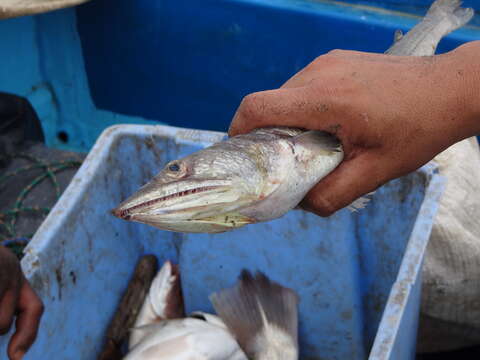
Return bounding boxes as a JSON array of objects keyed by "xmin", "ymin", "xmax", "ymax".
[
  {"xmin": 0, "ymin": 124, "xmax": 443, "ymax": 359},
  {"xmin": 0, "ymin": 0, "xmax": 478, "ymax": 153}
]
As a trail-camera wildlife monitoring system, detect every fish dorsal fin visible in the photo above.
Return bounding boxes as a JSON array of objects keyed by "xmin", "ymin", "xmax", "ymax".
[
  {"xmin": 393, "ymin": 29, "xmax": 403, "ymax": 43},
  {"xmin": 210, "ymin": 270, "xmax": 299, "ymax": 359}
]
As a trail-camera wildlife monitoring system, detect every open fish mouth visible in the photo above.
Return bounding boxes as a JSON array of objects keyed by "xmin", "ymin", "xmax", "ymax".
[{"xmin": 111, "ymin": 182, "xmax": 234, "ymax": 220}]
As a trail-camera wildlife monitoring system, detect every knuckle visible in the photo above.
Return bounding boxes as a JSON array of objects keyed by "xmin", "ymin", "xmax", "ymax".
[
  {"xmin": 302, "ymin": 195, "xmax": 337, "ymax": 217},
  {"xmin": 305, "ymin": 56, "xmax": 323, "ymax": 70},
  {"xmin": 315, "ymin": 203, "xmax": 337, "ymax": 217},
  {"xmin": 326, "ymin": 49, "xmax": 344, "ymax": 56},
  {"xmin": 238, "ymin": 92, "xmax": 265, "ymax": 120},
  {"xmin": 315, "ymin": 195, "xmax": 338, "ymax": 217},
  {"xmin": 326, "ymin": 49, "xmax": 356, "ymax": 59},
  {"xmin": 309, "ymin": 51, "xmax": 346, "ymax": 71}
]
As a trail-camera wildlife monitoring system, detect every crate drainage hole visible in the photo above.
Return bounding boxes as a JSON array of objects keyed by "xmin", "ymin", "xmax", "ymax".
[{"xmin": 57, "ymin": 131, "xmax": 69, "ymax": 143}]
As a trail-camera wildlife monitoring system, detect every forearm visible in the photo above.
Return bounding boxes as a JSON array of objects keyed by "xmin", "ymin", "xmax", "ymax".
[{"xmin": 449, "ymin": 41, "xmax": 480, "ymax": 139}]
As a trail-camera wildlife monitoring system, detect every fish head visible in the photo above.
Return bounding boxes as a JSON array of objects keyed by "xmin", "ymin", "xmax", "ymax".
[{"xmin": 111, "ymin": 146, "xmax": 266, "ymax": 233}]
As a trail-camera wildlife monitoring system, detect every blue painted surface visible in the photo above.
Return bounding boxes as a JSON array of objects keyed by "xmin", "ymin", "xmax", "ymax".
[
  {"xmin": 0, "ymin": 124, "xmax": 443, "ymax": 359},
  {"xmin": 0, "ymin": 16, "xmax": 42, "ymax": 95},
  {"xmin": 76, "ymin": 0, "xmax": 480, "ymax": 137},
  {"xmin": 0, "ymin": 8, "xmax": 159, "ymax": 152}
]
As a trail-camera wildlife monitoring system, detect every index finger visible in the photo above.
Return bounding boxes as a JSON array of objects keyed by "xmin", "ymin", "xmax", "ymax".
[
  {"xmin": 228, "ymin": 86, "xmax": 336, "ymax": 137},
  {"xmin": 7, "ymin": 281, "xmax": 44, "ymax": 360}
]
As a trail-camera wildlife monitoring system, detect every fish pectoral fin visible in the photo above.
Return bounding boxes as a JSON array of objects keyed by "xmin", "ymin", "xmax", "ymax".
[
  {"xmin": 193, "ymin": 213, "xmax": 254, "ymax": 228},
  {"xmin": 292, "ymin": 130, "xmax": 342, "ymax": 154},
  {"xmin": 347, "ymin": 191, "xmax": 375, "ymax": 212}
]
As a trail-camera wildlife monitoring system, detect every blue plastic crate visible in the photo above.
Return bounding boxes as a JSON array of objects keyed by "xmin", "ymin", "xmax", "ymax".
[{"xmin": 0, "ymin": 124, "xmax": 444, "ymax": 359}]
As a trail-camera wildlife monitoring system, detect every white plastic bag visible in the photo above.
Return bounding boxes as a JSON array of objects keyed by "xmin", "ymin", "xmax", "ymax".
[{"xmin": 418, "ymin": 136, "xmax": 480, "ymax": 352}]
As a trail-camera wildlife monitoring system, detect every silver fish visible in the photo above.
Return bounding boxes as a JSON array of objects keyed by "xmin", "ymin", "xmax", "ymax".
[
  {"xmin": 112, "ymin": 0, "xmax": 473, "ymax": 234},
  {"xmin": 125, "ymin": 261, "xmax": 248, "ymax": 360},
  {"xmin": 112, "ymin": 128, "xmax": 345, "ymax": 233}
]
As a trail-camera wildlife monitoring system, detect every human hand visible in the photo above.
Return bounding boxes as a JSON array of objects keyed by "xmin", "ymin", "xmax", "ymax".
[
  {"xmin": 0, "ymin": 246, "xmax": 44, "ymax": 360},
  {"xmin": 228, "ymin": 42, "xmax": 480, "ymax": 216}
]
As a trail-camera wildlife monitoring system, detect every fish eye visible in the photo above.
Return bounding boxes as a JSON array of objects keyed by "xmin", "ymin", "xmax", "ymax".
[{"xmin": 168, "ymin": 163, "xmax": 180, "ymax": 172}]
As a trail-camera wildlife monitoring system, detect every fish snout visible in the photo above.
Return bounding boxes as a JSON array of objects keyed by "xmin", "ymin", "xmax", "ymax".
[{"xmin": 111, "ymin": 207, "xmax": 132, "ymax": 221}]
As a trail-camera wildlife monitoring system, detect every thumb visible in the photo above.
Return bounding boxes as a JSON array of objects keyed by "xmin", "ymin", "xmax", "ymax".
[{"xmin": 300, "ymin": 153, "xmax": 384, "ymax": 217}]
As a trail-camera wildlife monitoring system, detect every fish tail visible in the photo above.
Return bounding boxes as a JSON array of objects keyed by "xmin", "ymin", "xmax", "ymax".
[
  {"xmin": 148, "ymin": 261, "xmax": 184, "ymax": 320},
  {"xmin": 426, "ymin": 0, "xmax": 474, "ymax": 31},
  {"xmin": 210, "ymin": 270, "xmax": 299, "ymax": 359},
  {"xmin": 386, "ymin": 0, "xmax": 474, "ymax": 56}
]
